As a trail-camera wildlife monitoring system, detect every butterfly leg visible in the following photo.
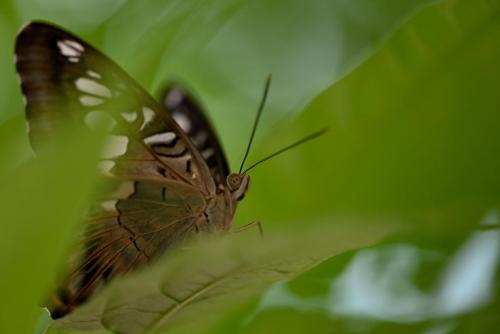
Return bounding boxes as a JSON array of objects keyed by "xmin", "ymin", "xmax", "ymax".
[{"xmin": 231, "ymin": 220, "xmax": 264, "ymax": 238}]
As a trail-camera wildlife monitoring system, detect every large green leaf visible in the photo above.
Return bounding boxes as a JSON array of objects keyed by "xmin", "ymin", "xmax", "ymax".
[
  {"xmin": 1, "ymin": 0, "xmax": 498, "ymax": 333},
  {"xmin": 247, "ymin": 0, "xmax": 500, "ymax": 222},
  {"xmin": 49, "ymin": 222, "xmax": 394, "ymax": 334},
  {"xmin": 201, "ymin": 0, "xmax": 500, "ymax": 332}
]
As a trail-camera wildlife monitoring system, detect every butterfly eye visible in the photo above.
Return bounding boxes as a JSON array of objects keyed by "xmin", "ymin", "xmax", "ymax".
[
  {"xmin": 226, "ymin": 173, "xmax": 250, "ymax": 201},
  {"xmin": 227, "ymin": 173, "xmax": 250, "ymax": 201},
  {"xmin": 226, "ymin": 173, "xmax": 242, "ymax": 192}
]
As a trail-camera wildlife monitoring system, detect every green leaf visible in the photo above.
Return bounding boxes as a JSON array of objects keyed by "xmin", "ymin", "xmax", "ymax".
[
  {"xmin": 0, "ymin": 121, "xmax": 102, "ymax": 334},
  {"xmin": 97, "ymin": 0, "xmax": 442, "ymax": 163},
  {"xmin": 247, "ymin": 0, "xmax": 500, "ymax": 223},
  {"xmin": 204, "ymin": 0, "xmax": 500, "ymax": 331},
  {"xmin": 49, "ymin": 222, "xmax": 394, "ymax": 334},
  {"xmin": 2, "ymin": 0, "xmax": 440, "ymax": 151}
]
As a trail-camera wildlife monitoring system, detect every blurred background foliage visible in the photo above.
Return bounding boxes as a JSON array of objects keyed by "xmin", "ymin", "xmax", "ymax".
[{"xmin": 0, "ymin": 0, "xmax": 499, "ymax": 333}]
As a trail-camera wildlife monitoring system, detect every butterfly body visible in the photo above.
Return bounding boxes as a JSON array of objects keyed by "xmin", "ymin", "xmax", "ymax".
[{"xmin": 15, "ymin": 21, "xmax": 249, "ymax": 318}]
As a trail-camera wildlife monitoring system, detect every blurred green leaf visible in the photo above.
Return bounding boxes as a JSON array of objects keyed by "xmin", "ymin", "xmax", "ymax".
[
  {"xmin": 98, "ymin": 0, "xmax": 442, "ymax": 163},
  {"xmin": 2, "ymin": 0, "xmax": 441, "ymax": 154},
  {"xmin": 247, "ymin": 0, "xmax": 500, "ymax": 223},
  {"xmin": 0, "ymin": 123, "xmax": 102, "ymax": 333},
  {"xmin": 49, "ymin": 222, "xmax": 394, "ymax": 334},
  {"xmin": 190, "ymin": 0, "xmax": 500, "ymax": 331}
]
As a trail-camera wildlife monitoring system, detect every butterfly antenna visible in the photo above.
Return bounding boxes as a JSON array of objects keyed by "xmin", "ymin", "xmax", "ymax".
[
  {"xmin": 243, "ymin": 128, "xmax": 328, "ymax": 173},
  {"xmin": 239, "ymin": 74, "xmax": 272, "ymax": 173}
]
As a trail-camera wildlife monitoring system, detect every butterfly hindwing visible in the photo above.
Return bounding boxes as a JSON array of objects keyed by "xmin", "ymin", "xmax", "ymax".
[
  {"xmin": 50, "ymin": 177, "xmax": 208, "ymax": 318},
  {"xmin": 161, "ymin": 85, "xmax": 230, "ymax": 185}
]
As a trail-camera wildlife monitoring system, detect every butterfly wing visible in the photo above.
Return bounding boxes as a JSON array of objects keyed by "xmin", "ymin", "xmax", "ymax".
[
  {"xmin": 15, "ymin": 21, "xmax": 215, "ymax": 194},
  {"xmin": 50, "ymin": 177, "xmax": 210, "ymax": 318},
  {"xmin": 15, "ymin": 21, "xmax": 223, "ymax": 317},
  {"xmin": 161, "ymin": 85, "xmax": 230, "ymax": 185}
]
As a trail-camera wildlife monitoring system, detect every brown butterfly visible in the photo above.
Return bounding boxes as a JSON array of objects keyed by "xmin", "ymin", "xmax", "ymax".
[{"xmin": 15, "ymin": 21, "xmax": 325, "ymax": 319}]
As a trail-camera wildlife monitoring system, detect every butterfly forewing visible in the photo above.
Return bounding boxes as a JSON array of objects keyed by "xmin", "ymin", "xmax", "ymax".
[
  {"xmin": 15, "ymin": 21, "xmax": 234, "ymax": 318},
  {"xmin": 15, "ymin": 21, "xmax": 215, "ymax": 194}
]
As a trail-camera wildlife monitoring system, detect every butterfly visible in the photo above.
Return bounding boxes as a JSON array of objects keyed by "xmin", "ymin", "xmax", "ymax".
[
  {"xmin": 15, "ymin": 21, "xmax": 325, "ymax": 320},
  {"xmin": 14, "ymin": 21, "xmax": 265, "ymax": 319}
]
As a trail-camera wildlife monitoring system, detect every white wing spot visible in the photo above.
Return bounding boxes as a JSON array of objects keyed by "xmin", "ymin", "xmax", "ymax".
[
  {"xmin": 192, "ymin": 131, "xmax": 208, "ymax": 146},
  {"xmin": 172, "ymin": 112, "xmax": 191, "ymax": 132},
  {"xmin": 165, "ymin": 88, "xmax": 183, "ymax": 108},
  {"xmin": 80, "ymin": 95, "xmax": 104, "ymax": 106},
  {"xmin": 101, "ymin": 200, "xmax": 117, "ymax": 211},
  {"xmin": 57, "ymin": 40, "xmax": 80, "ymax": 57},
  {"xmin": 87, "ymin": 70, "xmax": 102, "ymax": 79},
  {"xmin": 102, "ymin": 135, "xmax": 129, "ymax": 159},
  {"xmin": 64, "ymin": 40, "xmax": 84, "ymax": 52},
  {"xmin": 98, "ymin": 160, "xmax": 115, "ymax": 175},
  {"xmin": 110, "ymin": 181, "xmax": 135, "ymax": 199},
  {"xmin": 84, "ymin": 110, "xmax": 116, "ymax": 131},
  {"xmin": 121, "ymin": 111, "xmax": 138, "ymax": 123},
  {"xmin": 75, "ymin": 78, "xmax": 112, "ymax": 98},
  {"xmin": 15, "ymin": 72, "xmax": 22, "ymax": 85},
  {"xmin": 140, "ymin": 107, "xmax": 155, "ymax": 130},
  {"xmin": 144, "ymin": 132, "xmax": 176, "ymax": 145},
  {"xmin": 57, "ymin": 39, "xmax": 84, "ymax": 62},
  {"xmin": 202, "ymin": 148, "xmax": 214, "ymax": 159}
]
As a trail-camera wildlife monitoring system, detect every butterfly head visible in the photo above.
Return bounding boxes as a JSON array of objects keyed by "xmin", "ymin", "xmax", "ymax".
[{"xmin": 226, "ymin": 173, "xmax": 249, "ymax": 201}]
